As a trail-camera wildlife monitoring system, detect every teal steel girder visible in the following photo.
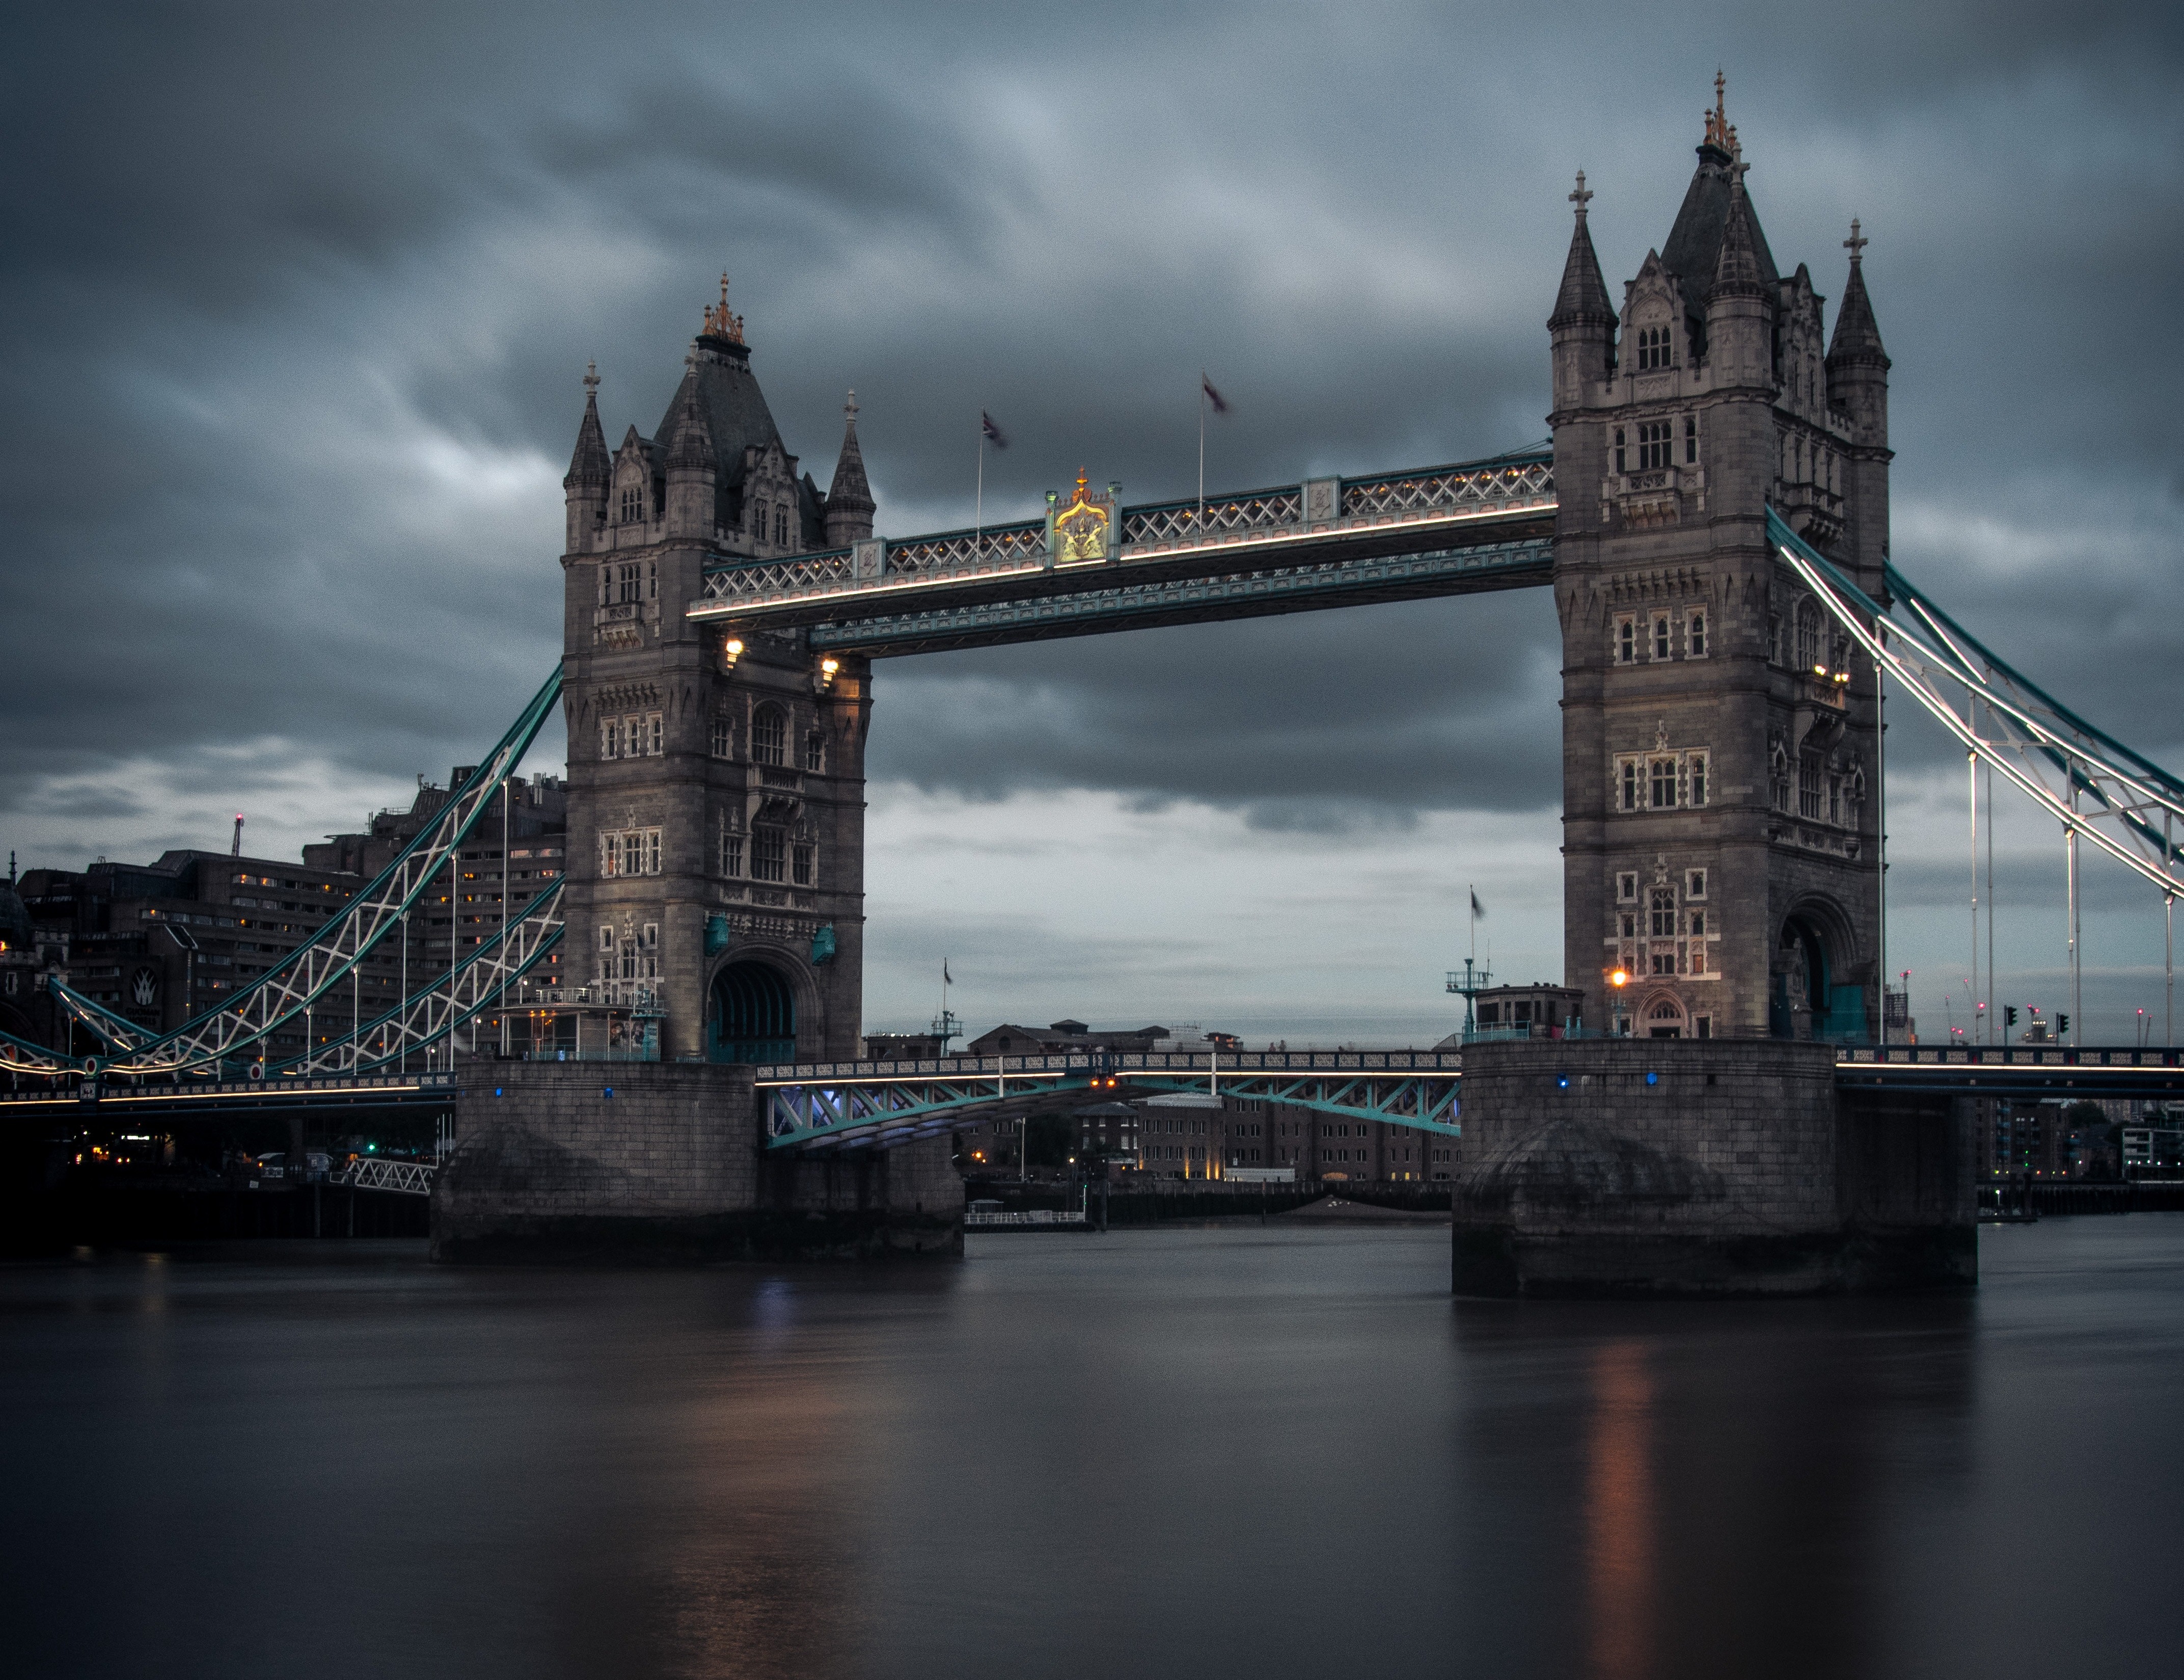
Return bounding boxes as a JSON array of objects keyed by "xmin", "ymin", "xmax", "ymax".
[
  {"xmin": 759, "ymin": 1052, "xmax": 1464, "ymax": 1152},
  {"xmin": 801, "ymin": 535, "xmax": 1554, "ymax": 657}
]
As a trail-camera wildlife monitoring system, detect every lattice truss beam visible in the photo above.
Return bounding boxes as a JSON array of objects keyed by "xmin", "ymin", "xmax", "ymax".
[
  {"xmin": 762, "ymin": 1065, "xmax": 1462, "ymax": 1152},
  {"xmin": 697, "ymin": 453, "xmax": 1554, "ymax": 611},
  {"xmin": 23, "ymin": 669, "xmax": 565, "ymax": 1078},
  {"xmin": 1775, "ymin": 511, "xmax": 2183, "ymax": 901}
]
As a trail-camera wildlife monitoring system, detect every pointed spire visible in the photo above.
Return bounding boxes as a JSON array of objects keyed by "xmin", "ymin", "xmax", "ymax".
[
  {"xmin": 1711, "ymin": 168, "xmax": 1768, "ymax": 300},
  {"xmin": 564, "ymin": 361, "xmax": 610, "ymax": 489},
  {"xmin": 1548, "ymin": 171, "xmax": 1616, "ymax": 330},
  {"xmin": 1827, "ymin": 219, "xmax": 1888, "ymax": 364},
  {"xmin": 824, "ymin": 389, "xmax": 875, "ymax": 546}
]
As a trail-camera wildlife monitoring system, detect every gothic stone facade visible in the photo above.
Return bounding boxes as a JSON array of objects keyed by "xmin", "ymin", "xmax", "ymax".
[
  {"xmin": 1548, "ymin": 101, "xmax": 1891, "ymax": 1043},
  {"xmin": 558, "ymin": 291, "xmax": 877, "ymax": 1063}
]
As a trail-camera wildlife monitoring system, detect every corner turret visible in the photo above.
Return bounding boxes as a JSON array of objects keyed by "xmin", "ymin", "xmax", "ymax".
[
  {"xmin": 1548, "ymin": 172, "xmax": 1617, "ymax": 414},
  {"xmin": 823, "ymin": 391, "xmax": 875, "ymax": 548},
  {"xmin": 563, "ymin": 362, "xmax": 610, "ymax": 553},
  {"xmin": 1704, "ymin": 170, "xmax": 1775, "ymax": 389}
]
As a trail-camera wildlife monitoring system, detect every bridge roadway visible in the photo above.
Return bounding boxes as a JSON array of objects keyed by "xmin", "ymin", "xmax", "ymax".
[
  {"xmin": 686, "ymin": 452, "xmax": 1558, "ymax": 655},
  {"xmin": 5, "ymin": 1045, "xmax": 2176, "ymax": 1145},
  {"xmin": 757, "ymin": 1042, "xmax": 2184, "ymax": 1154}
]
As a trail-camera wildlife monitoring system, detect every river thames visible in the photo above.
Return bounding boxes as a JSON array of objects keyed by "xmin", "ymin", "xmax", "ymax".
[{"xmin": 4, "ymin": 1217, "xmax": 2180, "ymax": 1679}]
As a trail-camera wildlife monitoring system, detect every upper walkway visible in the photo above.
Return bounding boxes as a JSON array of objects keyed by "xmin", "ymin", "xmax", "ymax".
[{"xmin": 687, "ymin": 452, "xmax": 1555, "ymax": 655}]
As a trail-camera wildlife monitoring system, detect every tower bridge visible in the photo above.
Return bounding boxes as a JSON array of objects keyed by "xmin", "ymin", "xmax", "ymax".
[{"xmin": 8, "ymin": 85, "xmax": 2180, "ymax": 1288}]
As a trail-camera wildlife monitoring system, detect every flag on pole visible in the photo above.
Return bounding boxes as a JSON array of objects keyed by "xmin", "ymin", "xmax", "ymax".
[
  {"xmin": 1200, "ymin": 374, "xmax": 1229, "ymax": 414},
  {"xmin": 980, "ymin": 411, "xmax": 1008, "ymax": 449},
  {"xmin": 1470, "ymin": 890, "xmax": 1486, "ymax": 920},
  {"xmin": 943, "ymin": 959, "xmax": 952, "ymax": 985}
]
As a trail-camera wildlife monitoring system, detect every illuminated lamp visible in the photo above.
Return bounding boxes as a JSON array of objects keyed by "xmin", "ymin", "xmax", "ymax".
[{"xmin": 721, "ymin": 637, "xmax": 745, "ymax": 671}]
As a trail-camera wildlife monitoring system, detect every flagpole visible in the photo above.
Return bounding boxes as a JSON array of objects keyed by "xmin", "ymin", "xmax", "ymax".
[
  {"xmin": 975, "ymin": 419, "xmax": 984, "ymax": 556},
  {"xmin": 1197, "ymin": 378, "xmax": 1206, "ymax": 529}
]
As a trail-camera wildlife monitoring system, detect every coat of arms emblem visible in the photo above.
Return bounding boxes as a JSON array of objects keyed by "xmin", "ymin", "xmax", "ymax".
[{"xmin": 1045, "ymin": 471, "xmax": 1118, "ymax": 566}]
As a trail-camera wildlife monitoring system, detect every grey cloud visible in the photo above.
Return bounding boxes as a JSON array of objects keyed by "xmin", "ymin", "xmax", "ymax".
[{"xmin": 3, "ymin": 0, "xmax": 2181, "ymax": 884}]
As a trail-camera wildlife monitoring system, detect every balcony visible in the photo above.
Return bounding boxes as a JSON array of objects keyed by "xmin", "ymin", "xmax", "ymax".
[{"xmin": 1606, "ymin": 464, "xmax": 1704, "ymax": 529}]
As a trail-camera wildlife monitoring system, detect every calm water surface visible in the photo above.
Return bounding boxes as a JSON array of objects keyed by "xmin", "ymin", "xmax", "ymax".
[{"xmin": 5, "ymin": 1218, "xmax": 2181, "ymax": 1679}]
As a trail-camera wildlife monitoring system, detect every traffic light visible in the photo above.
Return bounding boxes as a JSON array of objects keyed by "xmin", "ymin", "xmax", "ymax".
[
  {"xmin": 2058, "ymin": 1014, "xmax": 2071, "ymax": 1038},
  {"xmin": 2004, "ymin": 1006, "xmax": 2017, "ymax": 1028}
]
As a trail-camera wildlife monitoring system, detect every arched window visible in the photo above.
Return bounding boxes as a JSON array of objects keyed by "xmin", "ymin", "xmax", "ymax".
[
  {"xmin": 751, "ymin": 500, "xmax": 768, "ymax": 541},
  {"xmin": 1795, "ymin": 601, "xmax": 1821, "ymax": 674},
  {"xmin": 802, "ymin": 731, "xmax": 825, "ymax": 773},
  {"xmin": 751, "ymin": 706, "xmax": 786, "ymax": 767},
  {"xmin": 774, "ymin": 507, "xmax": 790, "ymax": 547},
  {"xmin": 1635, "ymin": 324, "xmax": 1674, "ymax": 370}
]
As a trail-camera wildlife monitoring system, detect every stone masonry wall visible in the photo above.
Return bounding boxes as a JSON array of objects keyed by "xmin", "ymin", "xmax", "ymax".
[
  {"xmin": 1454, "ymin": 1038, "xmax": 1973, "ymax": 1295},
  {"xmin": 434, "ymin": 1061, "xmax": 961, "ymax": 1260}
]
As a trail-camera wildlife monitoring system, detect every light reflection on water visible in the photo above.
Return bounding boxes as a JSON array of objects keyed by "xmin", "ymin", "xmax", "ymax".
[{"xmin": 2, "ymin": 1219, "xmax": 2180, "ymax": 1679}]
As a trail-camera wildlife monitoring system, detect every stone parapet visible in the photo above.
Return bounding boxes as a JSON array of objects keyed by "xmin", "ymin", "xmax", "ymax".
[
  {"xmin": 1453, "ymin": 1039, "xmax": 1973, "ymax": 1296},
  {"xmin": 433, "ymin": 1061, "xmax": 960, "ymax": 1261}
]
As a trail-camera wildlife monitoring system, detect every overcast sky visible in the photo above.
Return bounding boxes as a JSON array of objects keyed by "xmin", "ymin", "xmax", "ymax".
[{"xmin": 4, "ymin": 2, "xmax": 2180, "ymax": 1041}]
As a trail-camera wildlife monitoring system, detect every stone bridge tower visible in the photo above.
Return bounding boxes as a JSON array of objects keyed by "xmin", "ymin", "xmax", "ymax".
[
  {"xmin": 1548, "ymin": 82, "xmax": 1891, "ymax": 1043},
  {"xmin": 558, "ymin": 283, "xmax": 875, "ymax": 1063}
]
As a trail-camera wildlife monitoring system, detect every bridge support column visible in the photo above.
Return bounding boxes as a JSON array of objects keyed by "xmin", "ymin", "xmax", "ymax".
[
  {"xmin": 431, "ymin": 1062, "xmax": 961, "ymax": 1261},
  {"xmin": 1451, "ymin": 1040, "xmax": 1975, "ymax": 1297}
]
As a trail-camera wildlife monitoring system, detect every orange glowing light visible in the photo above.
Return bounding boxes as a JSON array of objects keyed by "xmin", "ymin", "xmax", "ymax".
[{"xmin": 1611, "ymin": 969, "xmax": 1630, "ymax": 987}]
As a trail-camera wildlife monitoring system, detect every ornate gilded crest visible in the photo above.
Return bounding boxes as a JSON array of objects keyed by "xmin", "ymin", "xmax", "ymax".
[{"xmin": 1046, "ymin": 471, "xmax": 1118, "ymax": 566}]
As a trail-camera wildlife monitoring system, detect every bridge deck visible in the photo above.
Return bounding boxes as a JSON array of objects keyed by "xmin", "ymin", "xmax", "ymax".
[{"xmin": 688, "ymin": 454, "xmax": 1556, "ymax": 655}]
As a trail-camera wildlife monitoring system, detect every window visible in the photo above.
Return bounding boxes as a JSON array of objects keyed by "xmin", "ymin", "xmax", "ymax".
[
  {"xmin": 1684, "ymin": 413, "xmax": 1698, "ymax": 464},
  {"xmin": 1686, "ymin": 869, "xmax": 1706, "ymax": 899},
  {"xmin": 1650, "ymin": 888, "xmax": 1677, "ymax": 937},
  {"xmin": 1651, "ymin": 953, "xmax": 1676, "ymax": 975},
  {"xmin": 597, "ymin": 827, "xmax": 663, "ymax": 878},
  {"xmin": 1688, "ymin": 942, "xmax": 1707, "ymax": 974},
  {"xmin": 617, "ymin": 563, "xmax": 641, "ymax": 605},
  {"xmin": 1688, "ymin": 611, "xmax": 1706, "ymax": 658},
  {"xmin": 1770, "ymin": 747, "xmax": 1793, "ymax": 813},
  {"xmin": 639, "ymin": 923, "xmax": 659, "ymax": 980},
  {"xmin": 752, "ymin": 500, "xmax": 768, "ymax": 541},
  {"xmin": 791, "ymin": 843, "xmax": 814, "ymax": 887},
  {"xmin": 600, "ymin": 718, "xmax": 620, "ymax": 759},
  {"xmin": 720, "ymin": 824, "xmax": 744, "ymax": 877},
  {"xmin": 1828, "ymin": 776, "xmax": 1843, "ymax": 825},
  {"xmin": 1653, "ymin": 614, "xmax": 1671, "ymax": 660},
  {"xmin": 1613, "ymin": 427, "xmax": 1626, "ymax": 474},
  {"xmin": 1637, "ymin": 421, "xmax": 1672, "ymax": 471},
  {"xmin": 619, "ymin": 486, "xmax": 643, "ymax": 524},
  {"xmin": 1617, "ymin": 617, "xmax": 1636, "ymax": 663},
  {"xmin": 752, "ymin": 827, "xmax": 786, "ymax": 883},
  {"xmin": 1799, "ymin": 753, "xmax": 1824, "ymax": 820},
  {"xmin": 802, "ymin": 732, "xmax": 825, "ymax": 773},
  {"xmin": 647, "ymin": 713, "xmax": 663, "ymax": 756},
  {"xmin": 752, "ymin": 707, "xmax": 786, "ymax": 767},
  {"xmin": 1688, "ymin": 909, "xmax": 1706, "ymax": 938},
  {"xmin": 1651, "ymin": 757, "xmax": 1677, "ymax": 809},
  {"xmin": 1622, "ymin": 761, "xmax": 1640, "ymax": 811},
  {"xmin": 598, "ymin": 924, "xmax": 615, "ymax": 953},
  {"xmin": 1688, "ymin": 752, "xmax": 1707, "ymax": 807},
  {"xmin": 1618, "ymin": 872, "xmax": 1639, "ymax": 902},
  {"xmin": 1635, "ymin": 324, "xmax": 1674, "ymax": 370},
  {"xmin": 710, "ymin": 716, "xmax": 733, "ymax": 758},
  {"xmin": 774, "ymin": 507, "xmax": 789, "ymax": 547},
  {"xmin": 1795, "ymin": 601, "xmax": 1821, "ymax": 673},
  {"xmin": 1769, "ymin": 614, "xmax": 1785, "ymax": 665}
]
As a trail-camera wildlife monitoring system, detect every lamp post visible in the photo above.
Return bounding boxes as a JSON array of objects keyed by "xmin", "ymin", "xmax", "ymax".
[{"xmin": 1609, "ymin": 969, "xmax": 1630, "ymax": 1037}]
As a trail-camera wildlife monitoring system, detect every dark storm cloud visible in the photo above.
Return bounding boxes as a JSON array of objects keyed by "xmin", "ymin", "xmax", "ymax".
[{"xmin": 3, "ymin": 0, "xmax": 2181, "ymax": 868}]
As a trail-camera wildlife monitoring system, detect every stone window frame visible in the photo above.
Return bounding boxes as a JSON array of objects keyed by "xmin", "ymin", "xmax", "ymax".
[
  {"xmin": 1636, "ymin": 420, "xmax": 1673, "ymax": 471},
  {"xmin": 646, "ymin": 712, "xmax": 664, "ymax": 756},
  {"xmin": 709, "ymin": 714, "xmax": 734, "ymax": 759},
  {"xmin": 1612, "ymin": 748, "xmax": 1709, "ymax": 814},
  {"xmin": 1651, "ymin": 612, "xmax": 1673, "ymax": 661},
  {"xmin": 1617, "ymin": 872, "xmax": 1639, "ymax": 903},
  {"xmin": 1684, "ymin": 413, "xmax": 1699, "ymax": 464},
  {"xmin": 1615, "ymin": 614, "xmax": 1637, "ymax": 664},
  {"xmin": 1633, "ymin": 323, "xmax": 1675, "ymax": 371},
  {"xmin": 1687, "ymin": 608, "xmax": 1707, "ymax": 659},
  {"xmin": 791, "ymin": 841, "xmax": 815, "ymax": 887},
  {"xmin": 717, "ymin": 808, "xmax": 745, "ymax": 878},
  {"xmin": 597, "ymin": 826, "xmax": 662, "ymax": 879},
  {"xmin": 802, "ymin": 730, "xmax": 826, "ymax": 773},
  {"xmin": 1686, "ymin": 869, "xmax": 1707, "ymax": 900}
]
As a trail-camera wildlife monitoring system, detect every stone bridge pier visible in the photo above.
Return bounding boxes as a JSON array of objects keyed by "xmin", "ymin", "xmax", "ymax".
[{"xmin": 430, "ymin": 1062, "xmax": 961, "ymax": 1261}]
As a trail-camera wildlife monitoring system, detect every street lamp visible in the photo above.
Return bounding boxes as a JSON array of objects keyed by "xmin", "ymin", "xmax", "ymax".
[{"xmin": 1609, "ymin": 969, "xmax": 1630, "ymax": 1037}]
